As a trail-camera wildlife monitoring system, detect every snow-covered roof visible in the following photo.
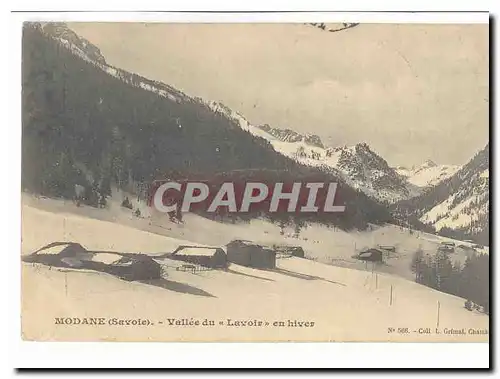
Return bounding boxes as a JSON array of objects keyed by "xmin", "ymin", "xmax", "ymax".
[
  {"xmin": 378, "ymin": 245, "xmax": 395, "ymax": 250},
  {"xmin": 274, "ymin": 244, "xmax": 303, "ymax": 251},
  {"xmin": 89, "ymin": 253, "xmax": 123, "ymax": 264},
  {"xmin": 173, "ymin": 247, "xmax": 221, "ymax": 257},
  {"xmin": 228, "ymin": 240, "xmax": 273, "ymax": 248},
  {"xmin": 35, "ymin": 244, "xmax": 72, "ymax": 255}
]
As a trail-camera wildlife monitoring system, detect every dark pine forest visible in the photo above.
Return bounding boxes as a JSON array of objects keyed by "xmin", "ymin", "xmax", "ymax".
[{"xmin": 22, "ymin": 25, "xmax": 391, "ymax": 230}]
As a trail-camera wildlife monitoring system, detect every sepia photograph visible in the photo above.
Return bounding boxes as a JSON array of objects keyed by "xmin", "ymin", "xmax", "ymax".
[{"xmin": 19, "ymin": 16, "xmax": 489, "ymax": 349}]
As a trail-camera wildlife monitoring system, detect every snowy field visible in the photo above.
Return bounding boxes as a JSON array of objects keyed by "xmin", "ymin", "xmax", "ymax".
[
  {"xmin": 21, "ymin": 194, "xmax": 489, "ymax": 342},
  {"xmin": 22, "ymin": 191, "xmax": 487, "ymax": 281}
]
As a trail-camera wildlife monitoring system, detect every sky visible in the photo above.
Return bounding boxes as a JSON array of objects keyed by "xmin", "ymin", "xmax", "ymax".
[{"xmin": 69, "ymin": 22, "xmax": 489, "ymax": 167}]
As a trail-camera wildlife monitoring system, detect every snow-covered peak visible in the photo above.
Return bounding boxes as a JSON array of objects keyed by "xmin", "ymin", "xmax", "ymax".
[
  {"xmin": 256, "ymin": 124, "xmax": 325, "ymax": 148},
  {"xmin": 399, "ymin": 144, "xmax": 489, "ymax": 245},
  {"xmin": 420, "ymin": 159, "xmax": 438, "ymax": 169},
  {"xmin": 37, "ymin": 22, "xmax": 461, "ymax": 207},
  {"xmin": 199, "ymin": 101, "xmax": 416, "ymax": 204},
  {"xmin": 396, "ymin": 161, "xmax": 460, "ymax": 188}
]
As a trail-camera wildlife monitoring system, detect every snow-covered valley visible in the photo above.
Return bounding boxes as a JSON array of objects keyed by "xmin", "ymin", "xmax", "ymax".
[{"xmin": 21, "ymin": 194, "xmax": 488, "ymax": 342}]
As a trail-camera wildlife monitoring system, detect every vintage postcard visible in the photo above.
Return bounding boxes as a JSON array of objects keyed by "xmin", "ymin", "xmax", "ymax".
[{"xmin": 20, "ymin": 19, "xmax": 489, "ymax": 343}]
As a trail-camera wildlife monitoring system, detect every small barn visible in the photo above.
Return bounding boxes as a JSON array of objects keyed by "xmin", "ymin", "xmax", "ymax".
[
  {"xmin": 170, "ymin": 246, "xmax": 228, "ymax": 269},
  {"xmin": 354, "ymin": 248, "xmax": 384, "ymax": 263},
  {"xmin": 23, "ymin": 242, "xmax": 163, "ymax": 281},
  {"xmin": 226, "ymin": 240, "xmax": 276, "ymax": 269}
]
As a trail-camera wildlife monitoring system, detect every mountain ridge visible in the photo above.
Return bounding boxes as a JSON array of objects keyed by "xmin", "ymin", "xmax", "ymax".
[
  {"xmin": 28, "ymin": 22, "xmax": 488, "ymax": 243},
  {"xmin": 22, "ymin": 22, "xmax": 391, "ymax": 231},
  {"xmin": 37, "ymin": 22, "xmax": 466, "ymax": 206},
  {"xmin": 394, "ymin": 144, "xmax": 489, "ymax": 245},
  {"xmin": 396, "ymin": 161, "xmax": 460, "ymax": 188}
]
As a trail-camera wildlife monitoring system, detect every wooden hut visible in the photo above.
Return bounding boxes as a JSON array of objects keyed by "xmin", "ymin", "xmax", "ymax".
[
  {"xmin": 226, "ymin": 240, "xmax": 276, "ymax": 269},
  {"xmin": 170, "ymin": 246, "xmax": 227, "ymax": 269}
]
